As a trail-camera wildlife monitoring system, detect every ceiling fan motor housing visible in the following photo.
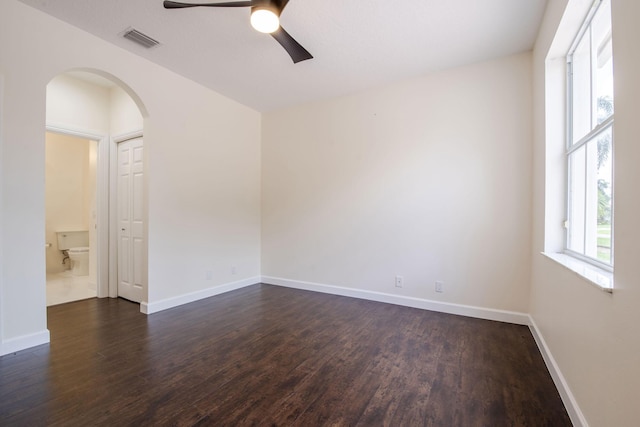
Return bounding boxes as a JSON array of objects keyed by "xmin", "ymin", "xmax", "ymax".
[{"xmin": 251, "ymin": 0, "xmax": 281, "ymax": 16}]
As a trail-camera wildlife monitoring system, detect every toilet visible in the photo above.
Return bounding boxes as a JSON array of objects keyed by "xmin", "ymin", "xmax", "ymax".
[
  {"xmin": 56, "ymin": 231, "xmax": 90, "ymax": 276},
  {"xmin": 67, "ymin": 247, "xmax": 90, "ymax": 276}
]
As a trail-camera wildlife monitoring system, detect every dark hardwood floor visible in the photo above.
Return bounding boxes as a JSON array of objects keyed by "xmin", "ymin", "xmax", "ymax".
[{"xmin": 0, "ymin": 284, "xmax": 571, "ymax": 426}]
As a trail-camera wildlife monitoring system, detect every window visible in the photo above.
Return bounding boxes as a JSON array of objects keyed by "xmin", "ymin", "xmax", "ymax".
[{"xmin": 566, "ymin": 0, "xmax": 614, "ymax": 269}]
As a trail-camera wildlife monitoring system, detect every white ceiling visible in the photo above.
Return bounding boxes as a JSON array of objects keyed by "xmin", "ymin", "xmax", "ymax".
[{"xmin": 19, "ymin": 0, "xmax": 547, "ymax": 112}]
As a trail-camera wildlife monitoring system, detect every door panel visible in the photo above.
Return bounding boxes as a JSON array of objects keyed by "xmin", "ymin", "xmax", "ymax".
[{"xmin": 117, "ymin": 138, "xmax": 144, "ymax": 303}]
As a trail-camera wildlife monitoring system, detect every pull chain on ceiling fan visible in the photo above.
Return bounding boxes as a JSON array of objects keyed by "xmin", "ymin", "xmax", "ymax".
[{"xmin": 163, "ymin": 0, "xmax": 313, "ymax": 63}]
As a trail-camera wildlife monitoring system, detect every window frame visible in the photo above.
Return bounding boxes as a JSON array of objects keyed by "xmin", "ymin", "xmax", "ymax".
[{"xmin": 564, "ymin": 0, "xmax": 614, "ymax": 272}]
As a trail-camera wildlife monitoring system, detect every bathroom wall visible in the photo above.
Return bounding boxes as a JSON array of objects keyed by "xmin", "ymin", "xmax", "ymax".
[{"xmin": 45, "ymin": 132, "xmax": 97, "ymax": 277}]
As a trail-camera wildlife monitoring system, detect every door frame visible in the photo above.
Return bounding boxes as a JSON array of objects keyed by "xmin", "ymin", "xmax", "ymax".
[{"xmin": 110, "ymin": 131, "xmax": 144, "ymax": 299}]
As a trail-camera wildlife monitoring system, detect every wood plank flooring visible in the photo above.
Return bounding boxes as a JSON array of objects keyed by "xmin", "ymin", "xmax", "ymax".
[{"xmin": 0, "ymin": 284, "xmax": 571, "ymax": 426}]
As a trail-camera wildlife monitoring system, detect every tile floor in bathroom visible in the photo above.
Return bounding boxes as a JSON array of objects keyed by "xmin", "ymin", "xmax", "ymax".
[{"xmin": 46, "ymin": 271, "xmax": 97, "ymax": 306}]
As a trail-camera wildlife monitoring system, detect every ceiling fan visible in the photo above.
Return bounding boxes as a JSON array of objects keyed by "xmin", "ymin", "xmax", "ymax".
[{"xmin": 163, "ymin": 0, "xmax": 313, "ymax": 64}]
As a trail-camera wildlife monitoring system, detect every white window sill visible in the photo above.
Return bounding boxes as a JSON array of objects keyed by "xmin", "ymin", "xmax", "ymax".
[{"xmin": 542, "ymin": 252, "xmax": 613, "ymax": 293}]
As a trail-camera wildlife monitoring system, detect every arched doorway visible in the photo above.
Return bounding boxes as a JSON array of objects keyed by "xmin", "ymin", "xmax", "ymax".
[{"xmin": 45, "ymin": 69, "xmax": 148, "ymax": 305}]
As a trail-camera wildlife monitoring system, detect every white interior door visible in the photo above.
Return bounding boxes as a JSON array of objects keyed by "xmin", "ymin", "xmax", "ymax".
[{"xmin": 117, "ymin": 138, "xmax": 144, "ymax": 302}]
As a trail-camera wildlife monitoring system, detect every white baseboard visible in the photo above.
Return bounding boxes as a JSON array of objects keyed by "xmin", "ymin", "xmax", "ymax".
[
  {"xmin": 529, "ymin": 317, "xmax": 588, "ymax": 427},
  {"xmin": 141, "ymin": 276, "xmax": 260, "ymax": 314},
  {"xmin": 0, "ymin": 329, "xmax": 50, "ymax": 356},
  {"xmin": 261, "ymin": 276, "xmax": 530, "ymax": 325}
]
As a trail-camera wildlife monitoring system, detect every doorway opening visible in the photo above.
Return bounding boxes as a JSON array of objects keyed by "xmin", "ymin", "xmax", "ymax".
[
  {"xmin": 45, "ymin": 131, "xmax": 99, "ymax": 306},
  {"xmin": 45, "ymin": 70, "xmax": 147, "ymax": 306}
]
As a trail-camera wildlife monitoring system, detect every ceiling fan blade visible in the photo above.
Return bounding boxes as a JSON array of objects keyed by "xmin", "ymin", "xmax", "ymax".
[
  {"xmin": 163, "ymin": 1, "xmax": 252, "ymax": 9},
  {"xmin": 271, "ymin": 26, "xmax": 313, "ymax": 64}
]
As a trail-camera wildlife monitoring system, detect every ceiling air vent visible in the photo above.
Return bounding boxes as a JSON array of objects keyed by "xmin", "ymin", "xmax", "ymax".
[{"xmin": 122, "ymin": 28, "xmax": 160, "ymax": 49}]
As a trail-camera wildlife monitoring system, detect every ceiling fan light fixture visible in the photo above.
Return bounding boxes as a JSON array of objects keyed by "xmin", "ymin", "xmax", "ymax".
[
  {"xmin": 164, "ymin": 0, "xmax": 313, "ymax": 63},
  {"xmin": 250, "ymin": 7, "xmax": 280, "ymax": 33}
]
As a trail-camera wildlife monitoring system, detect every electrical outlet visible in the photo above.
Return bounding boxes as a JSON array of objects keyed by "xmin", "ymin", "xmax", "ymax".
[
  {"xmin": 435, "ymin": 281, "xmax": 444, "ymax": 293},
  {"xmin": 206, "ymin": 270, "xmax": 213, "ymax": 280},
  {"xmin": 395, "ymin": 276, "xmax": 403, "ymax": 288},
  {"xmin": 231, "ymin": 266, "xmax": 237, "ymax": 275}
]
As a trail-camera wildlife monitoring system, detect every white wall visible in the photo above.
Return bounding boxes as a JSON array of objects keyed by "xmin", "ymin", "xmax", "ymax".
[
  {"xmin": 262, "ymin": 52, "xmax": 533, "ymax": 314},
  {"xmin": 46, "ymin": 74, "xmax": 111, "ymax": 134},
  {"xmin": 110, "ymin": 86, "xmax": 143, "ymax": 136},
  {"xmin": 46, "ymin": 73, "xmax": 143, "ymax": 137},
  {"xmin": 0, "ymin": 0, "xmax": 261, "ymax": 354},
  {"xmin": 531, "ymin": 0, "xmax": 640, "ymax": 426},
  {"xmin": 0, "ymin": 74, "xmax": 5, "ymax": 349}
]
